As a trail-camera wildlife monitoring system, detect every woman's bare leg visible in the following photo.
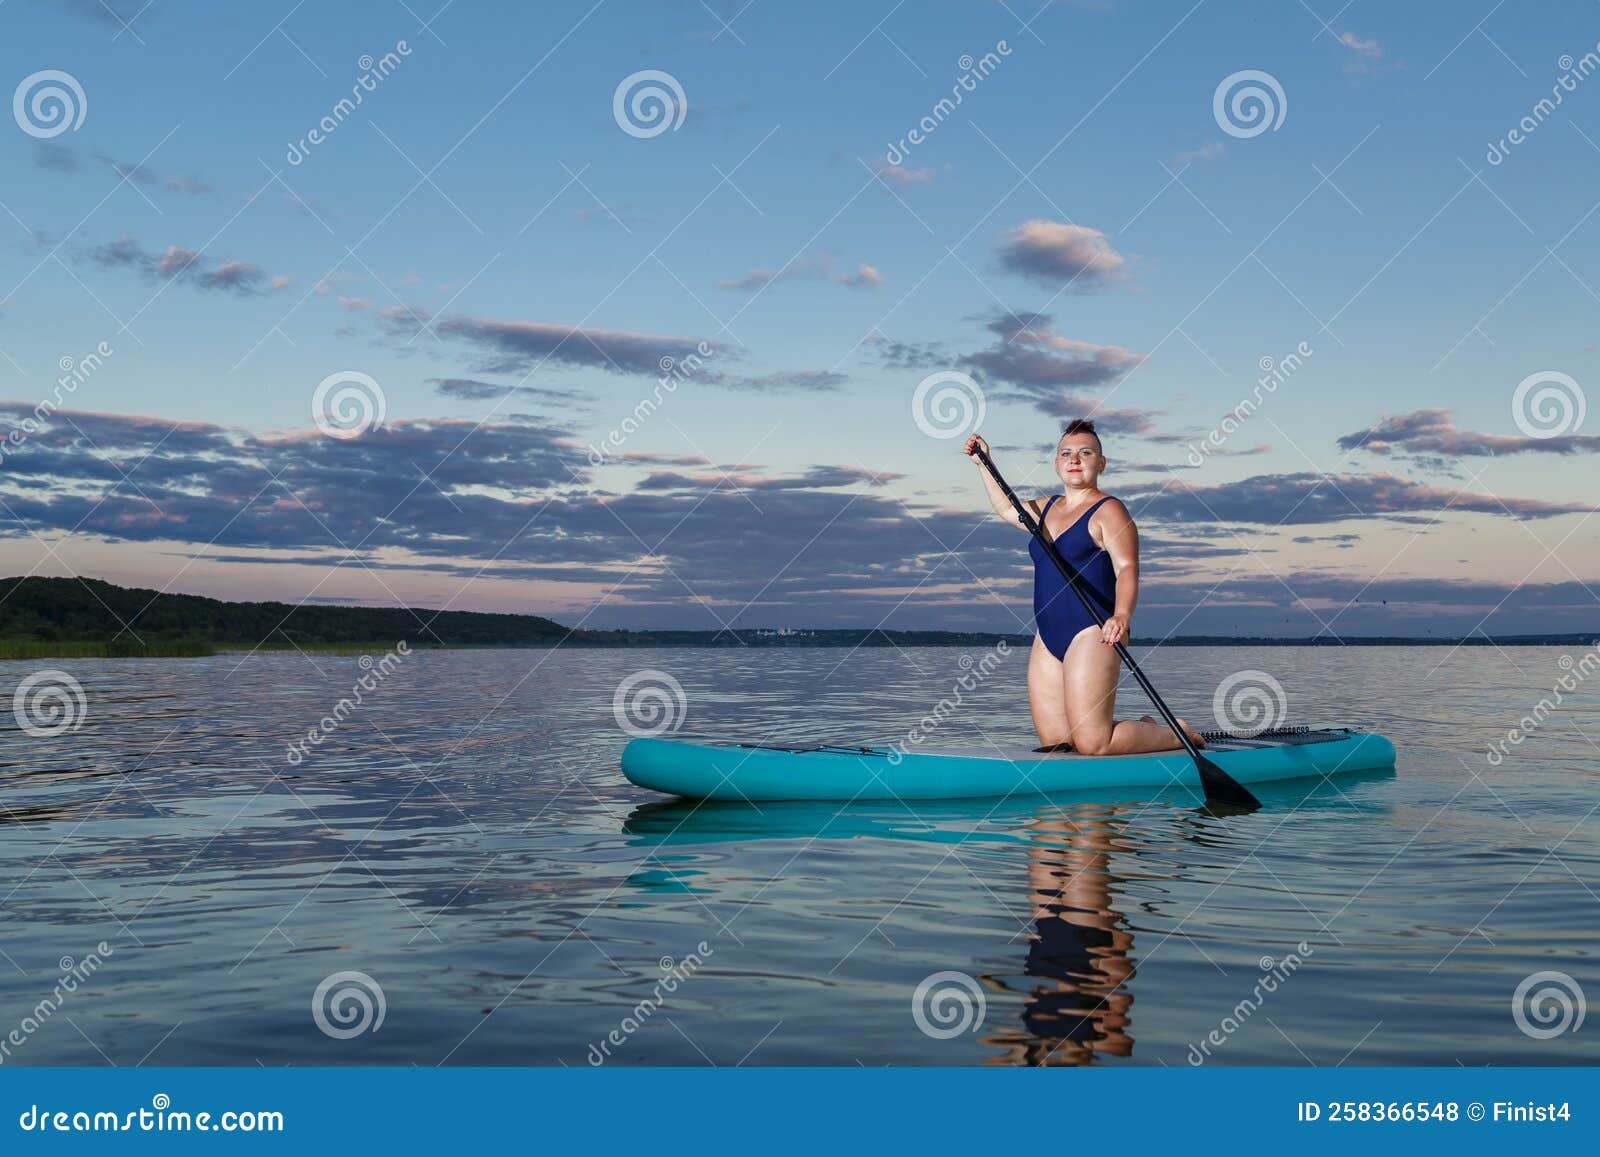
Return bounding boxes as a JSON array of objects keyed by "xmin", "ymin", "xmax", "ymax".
[
  {"xmin": 1061, "ymin": 627, "xmax": 1204, "ymax": 755},
  {"xmin": 1027, "ymin": 634, "xmax": 1072, "ymax": 747}
]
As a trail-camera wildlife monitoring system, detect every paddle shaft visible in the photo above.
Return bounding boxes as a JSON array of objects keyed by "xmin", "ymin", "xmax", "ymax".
[{"xmin": 971, "ymin": 444, "xmax": 1208, "ymax": 764}]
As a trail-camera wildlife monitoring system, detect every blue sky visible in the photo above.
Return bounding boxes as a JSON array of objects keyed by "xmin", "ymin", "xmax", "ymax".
[{"xmin": 2, "ymin": 0, "xmax": 1598, "ymax": 635}]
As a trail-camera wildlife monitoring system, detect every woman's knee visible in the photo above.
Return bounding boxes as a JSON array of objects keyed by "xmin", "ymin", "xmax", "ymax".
[{"xmin": 1072, "ymin": 728, "xmax": 1113, "ymax": 756}]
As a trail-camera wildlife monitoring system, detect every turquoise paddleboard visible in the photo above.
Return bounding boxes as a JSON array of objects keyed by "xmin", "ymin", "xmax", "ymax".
[{"xmin": 621, "ymin": 726, "xmax": 1397, "ymax": 802}]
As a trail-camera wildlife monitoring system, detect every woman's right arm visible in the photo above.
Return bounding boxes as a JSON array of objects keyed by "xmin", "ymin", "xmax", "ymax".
[{"xmin": 963, "ymin": 434, "xmax": 1035, "ymax": 529}]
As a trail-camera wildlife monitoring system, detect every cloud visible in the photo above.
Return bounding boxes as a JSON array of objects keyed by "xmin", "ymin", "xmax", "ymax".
[
  {"xmin": 874, "ymin": 163, "xmax": 937, "ymax": 188},
  {"xmin": 997, "ymin": 221, "xmax": 1127, "ymax": 287},
  {"xmin": 1172, "ymin": 141, "xmax": 1224, "ymax": 167},
  {"xmin": 338, "ymin": 296, "xmax": 371, "ymax": 312},
  {"xmin": 837, "ymin": 263, "xmax": 883, "ymax": 288},
  {"xmin": 716, "ymin": 253, "xmax": 883, "ymax": 293},
  {"xmin": 959, "ymin": 311, "xmax": 1144, "ymax": 394},
  {"xmin": 719, "ymin": 370, "xmax": 849, "ymax": 392},
  {"xmin": 1337, "ymin": 408, "xmax": 1600, "ymax": 456},
  {"xmin": 1124, "ymin": 471, "xmax": 1594, "ymax": 525},
  {"xmin": 86, "ymin": 237, "xmax": 276, "ymax": 295},
  {"xmin": 431, "ymin": 378, "xmax": 589, "ymax": 405},
  {"xmin": 864, "ymin": 332, "xmax": 946, "ymax": 370},
  {"xmin": 407, "ymin": 314, "xmax": 717, "ymax": 378},
  {"xmin": 1337, "ymin": 31, "xmax": 1382, "ymax": 59}
]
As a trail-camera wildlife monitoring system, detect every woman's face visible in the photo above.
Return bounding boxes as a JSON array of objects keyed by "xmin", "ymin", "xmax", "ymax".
[{"xmin": 1055, "ymin": 434, "xmax": 1104, "ymax": 489}]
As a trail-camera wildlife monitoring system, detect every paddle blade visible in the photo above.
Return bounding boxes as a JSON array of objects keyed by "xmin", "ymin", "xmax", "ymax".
[{"xmin": 1194, "ymin": 753, "xmax": 1263, "ymax": 812}]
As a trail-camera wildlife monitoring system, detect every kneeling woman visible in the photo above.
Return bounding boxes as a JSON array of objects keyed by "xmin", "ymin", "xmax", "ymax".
[{"xmin": 965, "ymin": 419, "xmax": 1203, "ymax": 756}]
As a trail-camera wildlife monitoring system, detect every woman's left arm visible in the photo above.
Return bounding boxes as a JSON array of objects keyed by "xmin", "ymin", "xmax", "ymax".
[{"xmin": 1095, "ymin": 499, "xmax": 1139, "ymax": 646}]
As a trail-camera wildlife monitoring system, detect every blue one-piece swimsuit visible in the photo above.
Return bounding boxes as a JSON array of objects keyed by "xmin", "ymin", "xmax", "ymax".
[{"xmin": 1030, "ymin": 494, "xmax": 1118, "ymax": 660}]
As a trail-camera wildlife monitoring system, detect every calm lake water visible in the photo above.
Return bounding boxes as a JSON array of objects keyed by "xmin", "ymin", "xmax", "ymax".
[{"xmin": 1, "ymin": 644, "xmax": 1595, "ymax": 1067}]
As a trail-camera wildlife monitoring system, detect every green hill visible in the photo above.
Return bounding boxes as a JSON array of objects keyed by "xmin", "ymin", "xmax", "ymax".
[{"xmin": 0, "ymin": 576, "xmax": 569, "ymax": 654}]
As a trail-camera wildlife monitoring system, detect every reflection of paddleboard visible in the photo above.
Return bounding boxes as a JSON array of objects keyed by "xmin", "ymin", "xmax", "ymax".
[{"xmin": 621, "ymin": 727, "xmax": 1397, "ymax": 802}]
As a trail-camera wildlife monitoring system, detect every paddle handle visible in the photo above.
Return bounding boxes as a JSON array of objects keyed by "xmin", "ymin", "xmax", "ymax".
[{"xmin": 970, "ymin": 443, "xmax": 1207, "ymax": 764}]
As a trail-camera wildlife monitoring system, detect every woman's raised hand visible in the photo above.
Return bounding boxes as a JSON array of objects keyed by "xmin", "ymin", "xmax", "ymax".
[{"xmin": 963, "ymin": 434, "xmax": 989, "ymax": 459}]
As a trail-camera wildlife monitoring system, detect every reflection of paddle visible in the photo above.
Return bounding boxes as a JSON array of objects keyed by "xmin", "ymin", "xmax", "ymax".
[{"xmin": 970, "ymin": 443, "xmax": 1262, "ymax": 812}]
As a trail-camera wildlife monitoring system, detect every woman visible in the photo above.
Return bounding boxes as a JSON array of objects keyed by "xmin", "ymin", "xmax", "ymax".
[{"xmin": 965, "ymin": 419, "xmax": 1203, "ymax": 756}]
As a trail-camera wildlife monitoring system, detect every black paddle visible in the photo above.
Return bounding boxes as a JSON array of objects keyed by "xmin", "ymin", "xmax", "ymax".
[{"xmin": 969, "ymin": 441, "xmax": 1262, "ymax": 812}]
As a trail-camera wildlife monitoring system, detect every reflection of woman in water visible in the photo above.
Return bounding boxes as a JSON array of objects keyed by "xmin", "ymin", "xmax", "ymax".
[{"xmin": 981, "ymin": 804, "xmax": 1134, "ymax": 1065}]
